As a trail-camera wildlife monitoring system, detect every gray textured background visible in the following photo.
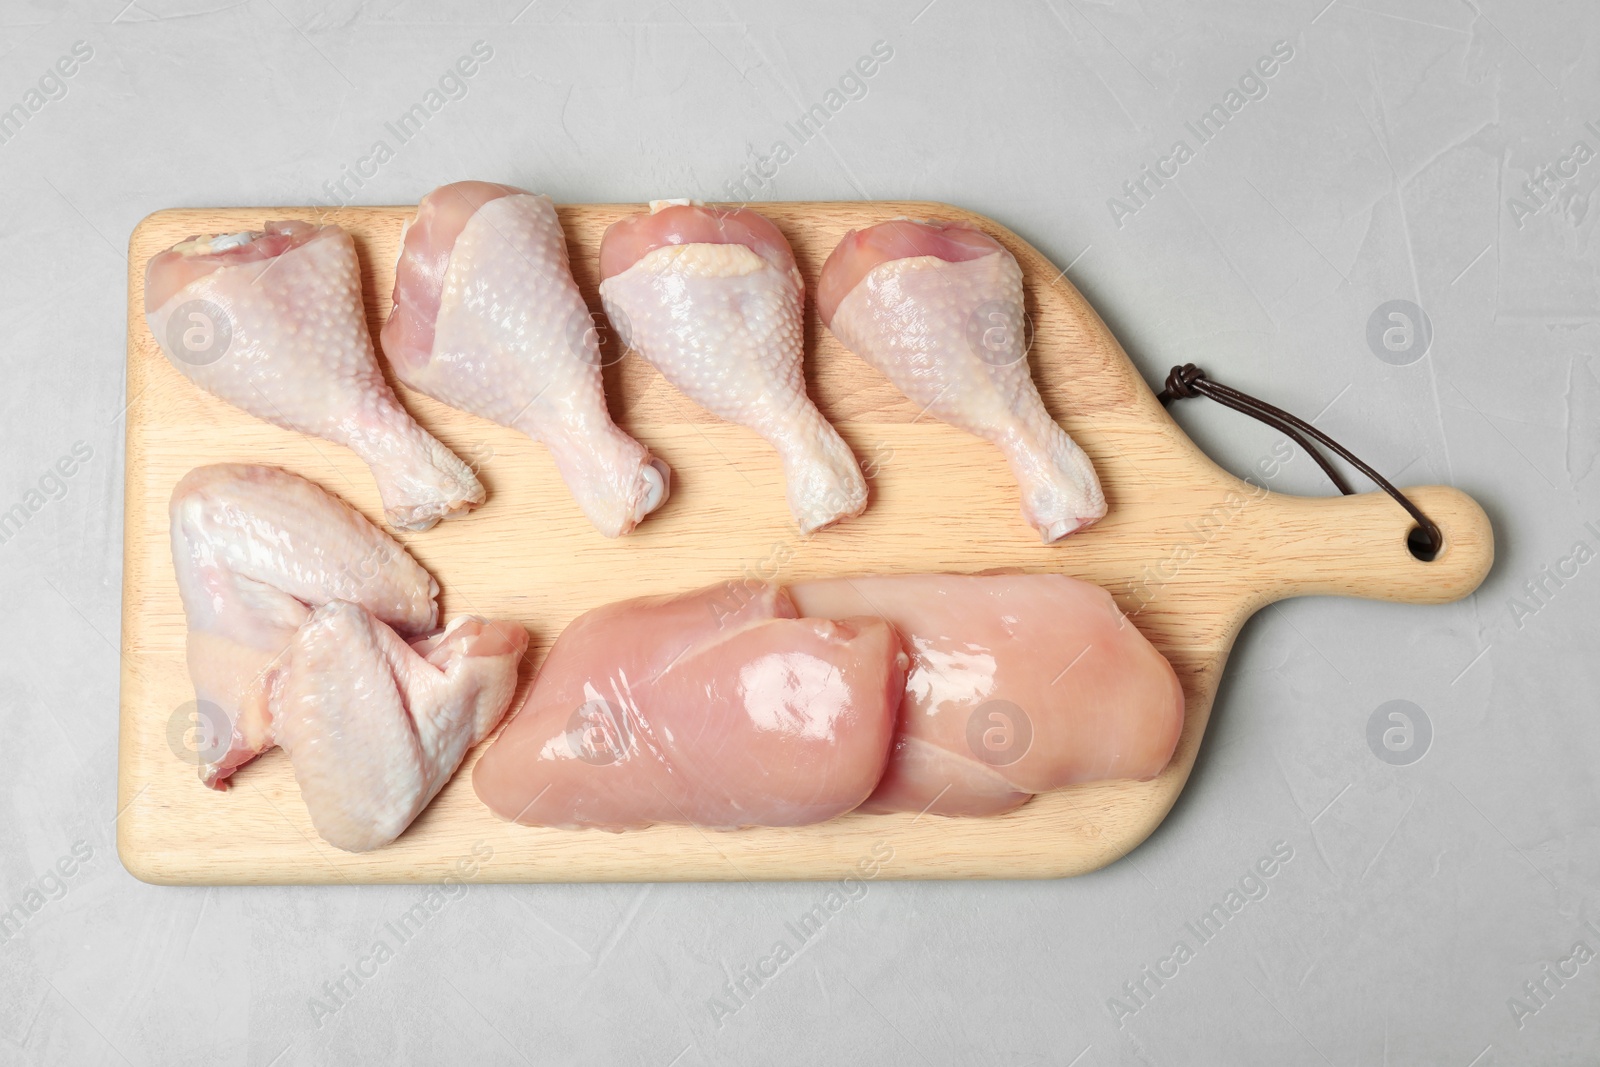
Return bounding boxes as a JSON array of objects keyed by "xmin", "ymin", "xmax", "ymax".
[{"xmin": 2, "ymin": 0, "xmax": 1597, "ymax": 1064}]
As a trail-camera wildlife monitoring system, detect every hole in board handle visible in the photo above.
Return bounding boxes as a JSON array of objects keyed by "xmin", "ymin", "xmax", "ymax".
[{"xmin": 1407, "ymin": 525, "xmax": 1441, "ymax": 563}]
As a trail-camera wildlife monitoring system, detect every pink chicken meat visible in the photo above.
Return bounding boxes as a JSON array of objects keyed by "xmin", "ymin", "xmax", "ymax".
[
  {"xmin": 472, "ymin": 573, "xmax": 1181, "ymax": 830},
  {"xmin": 819, "ymin": 220, "xmax": 1106, "ymax": 541},
  {"xmin": 790, "ymin": 574, "xmax": 1184, "ymax": 817},
  {"xmin": 472, "ymin": 582, "xmax": 907, "ymax": 830},
  {"xmin": 598, "ymin": 202, "xmax": 867, "ymax": 532},
  {"xmin": 146, "ymin": 223, "xmax": 484, "ymax": 531},
  {"xmin": 381, "ymin": 182, "xmax": 668, "ymax": 537}
]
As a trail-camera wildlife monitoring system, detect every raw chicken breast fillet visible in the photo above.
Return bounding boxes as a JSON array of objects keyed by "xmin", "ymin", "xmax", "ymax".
[
  {"xmin": 599, "ymin": 201, "xmax": 867, "ymax": 532},
  {"xmin": 791, "ymin": 573, "xmax": 1183, "ymax": 816},
  {"xmin": 819, "ymin": 219, "xmax": 1106, "ymax": 541},
  {"xmin": 381, "ymin": 182, "xmax": 668, "ymax": 537},
  {"xmin": 146, "ymin": 223, "xmax": 484, "ymax": 530},
  {"xmin": 473, "ymin": 581, "xmax": 907, "ymax": 830}
]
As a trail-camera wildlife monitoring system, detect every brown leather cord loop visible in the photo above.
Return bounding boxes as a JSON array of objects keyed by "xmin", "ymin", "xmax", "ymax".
[{"xmin": 1158, "ymin": 364, "xmax": 1443, "ymax": 559}]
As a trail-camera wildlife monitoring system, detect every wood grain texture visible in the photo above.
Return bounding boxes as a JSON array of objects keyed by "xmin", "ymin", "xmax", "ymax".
[{"xmin": 118, "ymin": 201, "xmax": 1494, "ymax": 884}]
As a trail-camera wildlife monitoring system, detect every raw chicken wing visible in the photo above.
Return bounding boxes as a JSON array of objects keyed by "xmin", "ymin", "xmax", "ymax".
[
  {"xmin": 276, "ymin": 603, "xmax": 527, "ymax": 852},
  {"xmin": 170, "ymin": 464, "xmax": 528, "ymax": 852},
  {"xmin": 169, "ymin": 463, "xmax": 438, "ymax": 788}
]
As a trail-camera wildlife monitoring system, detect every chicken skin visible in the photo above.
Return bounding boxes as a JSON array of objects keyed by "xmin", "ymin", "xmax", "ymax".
[{"xmin": 381, "ymin": 183, "xmax": 668, "ymax": 538}]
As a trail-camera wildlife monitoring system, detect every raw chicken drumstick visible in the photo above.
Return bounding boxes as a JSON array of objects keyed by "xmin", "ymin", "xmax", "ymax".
[
  {"xmin": 818, "ymin": 219, "xmax": 1107, "ymax": 541},
  {"xmin": 599, "ymin": 201, "xmax": 867, "ymax": 533},
  {"xmin": 381, "ymin": 182, "xmax": 669, "ymax": 538},
  {"xmin": 145, "ymin": 223, "xmax": 484, "ymax": 531},
  {"xmin": 170, "ymin": 464, "xmax": 527, "ymax": 851}
]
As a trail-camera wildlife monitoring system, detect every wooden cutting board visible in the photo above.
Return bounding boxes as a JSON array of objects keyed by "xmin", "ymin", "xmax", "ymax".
[{"xmin": 118, "ymin": 201, "xmax": 1493, "ymax": 884}]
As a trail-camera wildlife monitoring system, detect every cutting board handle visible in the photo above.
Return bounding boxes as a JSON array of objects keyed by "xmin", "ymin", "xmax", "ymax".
[{"xmin": 1247, "ymin": 484, "xmax": 1493, "ymax": 606}]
